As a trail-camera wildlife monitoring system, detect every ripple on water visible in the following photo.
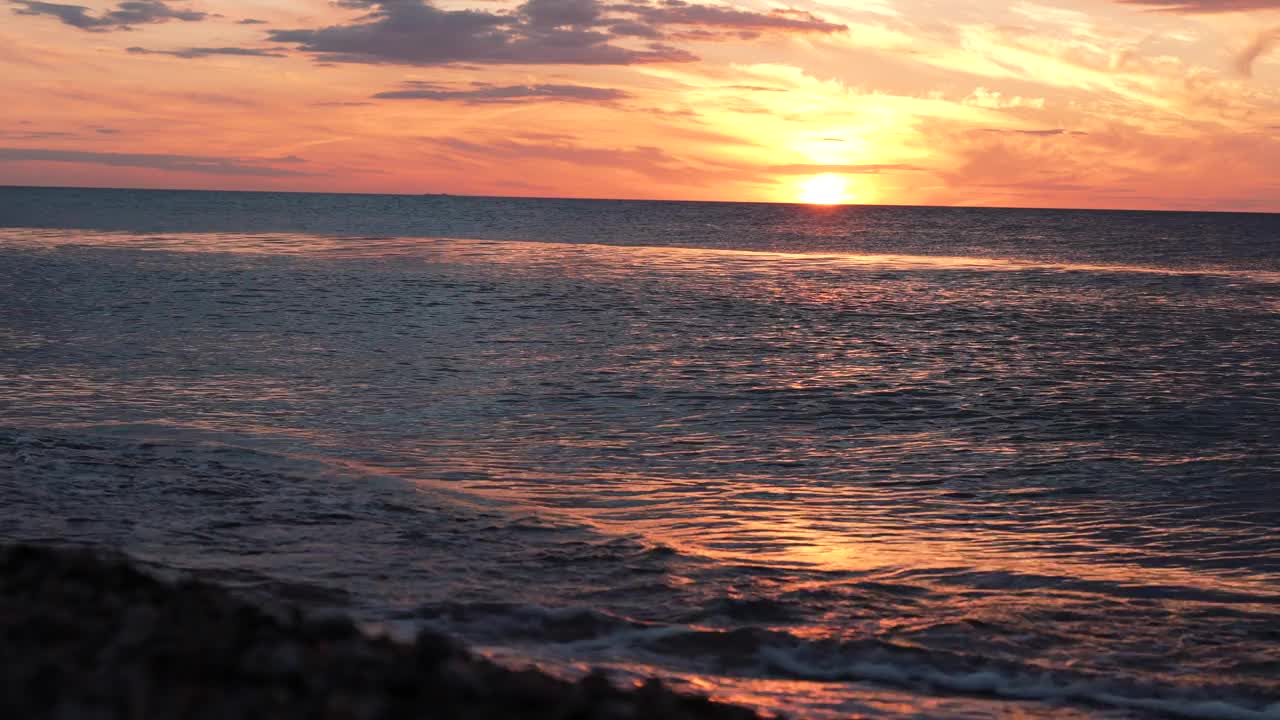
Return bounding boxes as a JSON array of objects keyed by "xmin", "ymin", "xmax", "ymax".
[{"xmin": 0, "ymin": 228, "xmax": 1277, "ymax": 719}]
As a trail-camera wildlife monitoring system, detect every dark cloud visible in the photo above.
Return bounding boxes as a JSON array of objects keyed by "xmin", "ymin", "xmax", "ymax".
[
  {"xmin": 373, "ymin": 82, "xmax": 628, "ymax": 103},
  {"xmin": 1115, "ymin": 1, "xmax": 1280, "ymax": 12},
  {"xmin": 237, "ymin": 17, "xmax": 266, "ymax": 24},
  {"xmin": 312, "ymin": 100, "xmax": 376, "ymax": 107},
  {"xmin": 269, "ymin": 0, "xmax": 693, "ymax": 65},
  {"xmin": 127, "ymin": 46, "xmax": 288, "ymax": 58},
  {"xmin": 524, "ymin": 0, "xmax": 601, "ymax": 28},
  {"xmin": 11, "ymin": 0, "xmax": 207, "ymax": 31},
  {"xmin": 268, "ymin": 0, "xmax": 842, "ymax": 66},
  {"xmin": 0, "ymin": 147, "xmax": 309, "ymax": 176}
]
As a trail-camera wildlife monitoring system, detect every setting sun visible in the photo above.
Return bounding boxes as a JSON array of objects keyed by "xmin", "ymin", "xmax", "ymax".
[{"xmin": 798, "ymin": 174, "xmax": 851, "ymax": 205}]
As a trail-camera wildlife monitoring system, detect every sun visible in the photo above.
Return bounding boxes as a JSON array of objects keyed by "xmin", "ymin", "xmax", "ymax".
[{"xmin": 797, "ymin": 173, "xmax": 850, "ymax": 205}]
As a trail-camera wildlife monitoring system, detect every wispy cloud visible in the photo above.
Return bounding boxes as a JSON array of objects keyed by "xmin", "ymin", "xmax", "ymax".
[
  {"xmin": 977, "ymin": 128, "xmax": 1088, "ymax": 136},
  {"xmin": 0, "ymin": 130, "xmax": 76, "ymax": 140},
  {"xmin": 1115, "ymin": 1, "xmax": 1280, "ymax": 12},
  {"xmin": 1235, "ymin": 26, "xmax": 1280, "ymax": 76},
  {"xmin": 10, "ymin": 0, "xmax": 207, "ymax": 31},
  {"xmin": 424, "ymin": 135, "xmax": 751, "ymax": 187},
  {"xmin": 0, "ymin": 147, "xmax": 309, "ymax": 176},
  {"xmin": 618, "ymin": 2, "xmax": 846, "ymax": 39},
  {"xmin": 766, "ymin": 163, "xmax": 925, "ymax": 174},
  {"xmin": 373, "ymin": 82, "xmax": 628, "ymax": 103},
  {"xmin": 963, "ymin": 87, "xmax": 1046, "ymax": 110}
]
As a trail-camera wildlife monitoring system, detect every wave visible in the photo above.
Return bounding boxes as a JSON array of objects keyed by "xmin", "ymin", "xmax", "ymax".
[
  {"xmin": 404, "ymin": 599, "xmax": 1280, "ymax": 720},
  {"xmin": 3, "ymin": 228, "xmax": 1279, "ymax": 283}
]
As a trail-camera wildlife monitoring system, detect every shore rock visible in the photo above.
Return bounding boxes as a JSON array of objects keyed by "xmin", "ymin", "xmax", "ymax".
[{"xmin": 0, "ymin": 543, "xmax": 767, "ymax": 720}]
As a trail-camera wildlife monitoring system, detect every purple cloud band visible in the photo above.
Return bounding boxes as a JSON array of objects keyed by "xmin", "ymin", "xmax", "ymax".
[
  {"xmin": 127, "ymin": 46, "xmax": 288, "ymax": 59},
  {"xmin": 372, "ymin": 82, "xmax": 629, "ymax": 103},
  {"xmin": 0, "ymin": 147, "xmax": 308, "ymax": 176}
]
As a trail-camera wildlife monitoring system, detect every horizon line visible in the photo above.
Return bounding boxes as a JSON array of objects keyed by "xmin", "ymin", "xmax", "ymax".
[{"xmin": 3, "ymin": 183, "xmax": 1276, "ymax": 217}]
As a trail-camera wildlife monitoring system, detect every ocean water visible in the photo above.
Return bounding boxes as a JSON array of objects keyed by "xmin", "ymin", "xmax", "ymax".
[{"xmin": 1, "ymin": 186, "xmax": 1278, "ymax": 719}]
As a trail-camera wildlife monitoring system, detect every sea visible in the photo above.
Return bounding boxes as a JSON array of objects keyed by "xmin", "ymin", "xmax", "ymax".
[{"xmin": 1, "ymin": 186, "xmax": 1277, "ymax": 719}]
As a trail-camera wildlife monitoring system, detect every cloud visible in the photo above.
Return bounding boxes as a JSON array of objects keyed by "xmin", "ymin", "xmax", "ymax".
[
  {"xmin": 267, "ymin": 0, "xmax": 843, "ymax": 66},
  {"xmin": 977, "ymin": 128, "xmax": 1088, "ymax": 136},
  {"xmin": 524, "ymin": 0, "xmax": 602, "ymax": 28},
  {"xmin": 424, "ymin": 135, "xmax": 749, "ymax": 186},
  {"xmin": 421, "ymin": 133, "xmax": 880, "ymax": 190},
  {"xmin": 170, "ymin": 91, "xmax": 261, "ymax": 107},
  {"xmin": 0, "ymin": 147, "xmax": 309, "ymax": 176},
  {"xmin": 0, "ymin": 130, "xmax": 76, "ymax": 140},
  {"xmin": 1115, "ymin": 1, "xmax": 1280, "ymax": 12},
  {"xmin": 372, "ymin": 82, "xmax": 628, "ymax": 103},
  {"xmin": 931, "ymin": 118, "xmax": 1280, "ymax": 210},
  {"xmin": 10, "ymin": 0, "xmax": 207, "ymax": 31},
  {"xmin": 607, "ymin": 20, "xmax": 661, "ymax": 37},
  {"xmin": 962, "ymin": 87, "xmax": 1046, "ymax": 109},
  {"xmin": 434, "ymin": 136, "xmax": 672, "ymax": 167},
  {"xmin": 615, "ymin": 2, "xmax": 846, "ymax": 35},
  {"xmin": 766, "ymin": 163, "xmax": 925, "ymax": 174},
  {"xmin": 268, "ymin": 0, "xmax": 691, "ymax": 65},
  {"xmin": 126, "ymin": 46, "xmax": 288, "ymax": 58},
  {"xmin": 1235, "ymin": 26, "xmax": 1280, "ymax": 76},
  {"xmin": 495, "ymin": 179, "xmax": 552, "ymax": 191},
  {"xmin": 237, "ymin": 17, "xmax": 265, "ymax": 24}
]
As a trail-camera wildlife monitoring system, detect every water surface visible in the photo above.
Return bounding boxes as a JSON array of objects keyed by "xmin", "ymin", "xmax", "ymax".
[{"xmin": 1, "ymin": 188, "xmax": 1278, "ymax": 719}]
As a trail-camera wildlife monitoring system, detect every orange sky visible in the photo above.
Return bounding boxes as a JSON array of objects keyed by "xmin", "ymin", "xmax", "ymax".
[{"xmin": 2, "ymin": 0, "xmax": 1278, "ymax": 210}]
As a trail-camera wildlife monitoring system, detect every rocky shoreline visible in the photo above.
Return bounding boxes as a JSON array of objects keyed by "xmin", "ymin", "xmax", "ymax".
[{"xmin": 0, "ymin": 543, "xmax": 767, "ymax": 720}]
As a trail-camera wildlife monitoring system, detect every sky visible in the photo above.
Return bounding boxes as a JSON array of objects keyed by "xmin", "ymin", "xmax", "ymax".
[{"xmin": 2, "ymin": 0, "xmax": 1278, "ymax": 210}]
